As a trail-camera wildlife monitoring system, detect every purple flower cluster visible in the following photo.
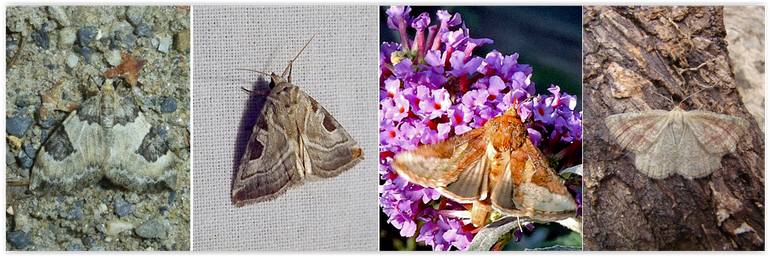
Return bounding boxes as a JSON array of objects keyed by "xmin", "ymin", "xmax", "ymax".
[{"xmin": 379, "ymin": 6, "xmax": 582, "ymax": 251}]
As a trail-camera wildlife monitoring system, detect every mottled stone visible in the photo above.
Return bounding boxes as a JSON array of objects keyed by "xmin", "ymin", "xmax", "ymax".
[
  {"xmin": 77, "ymin": 26, "xmax": 98, "ymax": 47},
  {"xmin": 123, "ymin": 34, "xmax": 137, "ymax": 45},
  {"xmin": 74, "ymin": 45, "xmax": 91, "ymax": 61},
  {"xmin": 6, "ymin": 116, "xmax": 32, "ymax": 137},
  {"xmin": 39, "ymin": 115, "xmax": 57, "ymax": 128},
  {"xmin": 67, "ymin": 243, "xmax": 84, "ymax": 251},
  {"xmin": 66, "ymin": 207, "xmax": 82, "ymax": 221},
  {"xmin": 174, "ymin": 29, "xmax": 190, "ymax": 52},
  {"xmin": 135, "ymin": 219, "xmax": 163, "ymax": 239},
  {"xmin": 31, "ymin": 26, "xmax": 50, "ymax": 50},
  {"xmin": 23, "ymin": 143, "xmax": 35, "ymax": 160},
  {"xmin": 110, "ymin": 20, "xmax": 134, "ymax": 38},
  {"xmin": 48, "ymin": 6, "xmax": 70, "ymax": 27},
  {"xmin": 168, "ymin": 191, "xmax": 176, "ymax": 202},
  {"xmin": 114, "ymin": 199, "xmax": 135, "ymax": 217},
  {"xmin": 161, "ymin": 97, "xmax": 177, "ymax": 113},
  {"xmin": 7, "ymin": 149, "xmax": 17, "ymax": 166},
  {"xmin": 135, "ymin": 23, "xmax": 153, "ymax": 37},
  {"xmin": 18, "ymin": 151, "xmax": 33, "ymax": 168},
  {"xmin": 7, "ymin": 231, "xmax": 29, "ymax": 249},
  {"xmin": 126, "ymin": 6, "xmax": 146, "ymax": 25}
]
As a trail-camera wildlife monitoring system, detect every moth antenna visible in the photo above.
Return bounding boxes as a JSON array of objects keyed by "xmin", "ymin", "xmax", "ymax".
[
  {"xmin": 679, "ymin": 85, "xmax": 715, "ymax": 105},
  {"xmin": 281, "ymin": 34, "xmax": 316, "ymax": 78},
  {"xmin": 236, "ymin": 68, "xmax": 271, "ymax": 77},
  {"xmin": 649, "ymin": 89, "xmax": 675, "ymax": 106}
]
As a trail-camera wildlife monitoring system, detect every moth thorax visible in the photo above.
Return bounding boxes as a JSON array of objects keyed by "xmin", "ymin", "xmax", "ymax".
[
  {"xmin": 486, "ymin": 143, "xmax": 508, "ymax": 173},
  {"xmin": 101, "ymin": 94, "xmax": 117, "ymax": 128},
  {"xmin": 670, "ymin": 108, "xmax": 685, "ymax": 125}
]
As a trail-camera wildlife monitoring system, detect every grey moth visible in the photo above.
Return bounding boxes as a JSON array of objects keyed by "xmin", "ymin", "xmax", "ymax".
[{"xmin": 31, "ymin": 81, "xmax": 178, "ymax": 194}]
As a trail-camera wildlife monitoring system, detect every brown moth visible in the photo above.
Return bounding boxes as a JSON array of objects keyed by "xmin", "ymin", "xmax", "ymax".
[
  {"xmin": 232, "ymin": 35, "xmax": 364, "ymax": 207},
  {"xmin": 391, "ymin": 108, "xmax": 578, "ymax": 227},
  {"xmin": 605, "ymin": 102, "xmax": 749, "ymax": 179}
]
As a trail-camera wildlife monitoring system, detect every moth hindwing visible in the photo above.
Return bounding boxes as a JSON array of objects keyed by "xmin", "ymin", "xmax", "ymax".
[
  {"xmin": 232, "ymin": 36, "xmax": 364, "ymax": 207},
  {"xmin": 391, "ymin": 108, "xmax": 577, "ymax": 226}
]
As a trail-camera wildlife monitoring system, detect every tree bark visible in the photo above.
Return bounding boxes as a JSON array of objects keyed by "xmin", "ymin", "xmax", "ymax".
[{"xmin": 582, "ymin": 6, "xmax": 765, "ymax": 250}]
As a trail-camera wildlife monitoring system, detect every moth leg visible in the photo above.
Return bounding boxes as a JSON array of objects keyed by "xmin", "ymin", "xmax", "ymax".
[{"xmin": 471, "ymin": 201, "xmax": 491, "ymax": 227}]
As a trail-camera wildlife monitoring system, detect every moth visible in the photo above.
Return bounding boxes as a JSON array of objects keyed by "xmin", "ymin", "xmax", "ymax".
[
  {"xmin": 391, "ymin": 108, "xmax": 578, "ymax": 227},
  {"xmin": 605, "ymin": 99, "xmax": 749, "ymax": 179},
  {"xmin": 31, "ymin": 80, "xmax": 178, "ymax": 194},
  {"xmin": 232, "ymin": 35, "xmax": 364, "ymax": 207}
]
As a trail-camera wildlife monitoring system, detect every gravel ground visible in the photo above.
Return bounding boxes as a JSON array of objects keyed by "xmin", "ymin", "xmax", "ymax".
[{"xmin": 6, "ymin": 6, "xmax": 190, "ymax": 251}]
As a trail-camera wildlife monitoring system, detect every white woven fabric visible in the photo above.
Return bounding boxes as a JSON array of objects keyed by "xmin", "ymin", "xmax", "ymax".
[{"xmin": 192, "ymin": 6, "xmax": 378, "ymax": 250}]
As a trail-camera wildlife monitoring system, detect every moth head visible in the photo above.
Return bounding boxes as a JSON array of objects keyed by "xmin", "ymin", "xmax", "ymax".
[
  {"xmin": 236, "ymin": 68, "xmax": 281, "ymax": 89},
  {"xmin": 237, "ymin": 34, "xmax": 316, "ymax": 90},
  {"xmin": 650, "ymin": 85, "xmax": 716, "ymax": 111}
]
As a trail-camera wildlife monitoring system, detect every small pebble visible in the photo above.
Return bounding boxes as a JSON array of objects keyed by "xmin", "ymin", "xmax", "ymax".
[
  {"xmin": 67, "ymin": 244, "xmax": 84, "ymax": 251},
  {"xmin": 39, "ymin": 116, "xmax": 57, "ymax": 128},
  {"xmin": 77, "ymin": 26, "xmax": 98, "ymax": 47},
  {"xmin": 135, "ymin": 219, "xmax": 163, "ymax": 239},
  {"xmin": 17, "ymin": 151, "xmax": 33, "ymax": 168},
  {"xmin": 40, "ymin": 130, "xmax": 49, "ymax": 144},
  {"xmin": 8, "ymin": 136, "xmax": 21, "ymax": 148},
  {"xmin": 104, "ymin": 220, "xmax": 132, "ymax": 236},
  {"xmin": 74, "ymin": 45, "xmax": 91, "ymax": 61},
  {"xmin": 7, "ymin": 149, "xmax": 17, "ymax": 166},
  {"xmin": 115, "ymin": 199, "xmax": 135, "ymax": 217},
  {"xmin": 161, "ymin": 97, "xmax": 177, "ymax": 113},
  {"xmin": 14, "ymin": 213, "xmax": 30, "ymax": 233},
  {"xmin": 6, "ymin": 116, "xmax": 33, "ymax": 137},
  {"xmin": 135, "ymin": 23, "xmax": 153, "ymax": 37},
  {"xmin": 48, "ymin": 6, "xmax": 70, "ymax": 27},
  {"xmin": 155, "ymin": 127, "xmax": 168, "ymax": 139},
  {"xmin": 31, "ymin": 27, "xmax": 50, "ymax": 50},
  {"xmin": 105, "ymin": 50, "xmax": 122, "ymax": 66},
  {"xmin": 7, "ymin": 231, "xmax": 29, "ymax": 249},
  {"xmin": 158, "ymin": 35, "xmax": 172, "ymax": 53},
  {"xmin": 110, "ymin": 20, "xmax": 134, "ymax": 38},
  {"xmin": 57, "ymin": 196, "xmax": 67, "ymax": 202},
  {"xmin": 58, "ymin": 27, "xmax": 77, "ymax": 48},
  {"xmin": 168, "ymin": 191, "xmax": 176, "ymax": 202},
  {"xmin": 123, "ymin": 34, "xmax": 137, "ymax": 45},
  {"xmin": 67, "ymin": 207, "xmax": 83, "ymax": 221},
  {"xmin": 98, "ymin": 203, "xmax": 108, "ymax": 214},
  {"xmin": 22, "ymin": 144, "xmax": 35, "ymax": 160},
  {"xmin": 174, "ymin": 29, "xmax": 190, "ymax": 52},
  {"xmin": 66, "ymin": 53, "xmax": 79, "ymax": 68},
  {"xmin": 83, "ymin": 237, "xmax": 93, "ymax": 246},
  {"xmin": 15, "ymin": 96, "xmax": 37, "ymax": 108},
  {"xmin": 126, "ymin": 6, "xmax": 145, "ymax": 25}
]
